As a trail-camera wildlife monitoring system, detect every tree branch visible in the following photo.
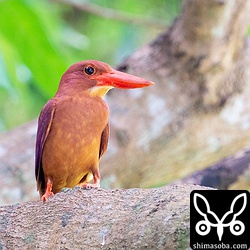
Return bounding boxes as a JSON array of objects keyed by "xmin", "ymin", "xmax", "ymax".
[
  {"xmin": 0, "ymin": 184, "xmax": 212, "ymax": 249},
  {"xmin": 175, "ymin": 148, "xmax": 250, "ymax": 189},
  {"xmin": 51, "ymin": 0, "xmax": 168, "ymax": 29}
]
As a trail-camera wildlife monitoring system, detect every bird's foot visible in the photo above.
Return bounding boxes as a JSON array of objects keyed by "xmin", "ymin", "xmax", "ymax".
[
  {"xmin": 41, "ymin": 191, "xmax": 54, "ymax": 202},
  {"xmin": 41, "ymin": 178, "xmax": 54, "ymax": 201},
  {"xmin": 78, "ymin": 176, "xmax": 100, "ymax": 190},
  {"xmin": 78, "ymin": 182, "xmax": 100, "ymax": 190},
  {"xmin": 78, "ymin": 174, "xmax": 100, "ymax": 190}
]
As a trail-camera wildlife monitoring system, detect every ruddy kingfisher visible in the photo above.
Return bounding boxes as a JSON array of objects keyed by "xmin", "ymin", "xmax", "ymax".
[{"xmin": 35, "ymin": 60, "xmax": 154, "ymax": 201}]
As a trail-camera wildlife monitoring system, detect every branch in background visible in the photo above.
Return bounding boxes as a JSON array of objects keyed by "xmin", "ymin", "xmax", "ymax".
[
  {"xmin": 51, "ymin": 0, "xmax": 168, "ymax": 29},
  {"xmin": 175, "ymin": 148, "xmax": 250, "ymax": 189}
]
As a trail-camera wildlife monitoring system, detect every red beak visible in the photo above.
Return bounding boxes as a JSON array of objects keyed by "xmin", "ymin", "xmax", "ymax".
[{"xmin": 96, "ymin": 69, "xmax": 154, "ymax": 89}]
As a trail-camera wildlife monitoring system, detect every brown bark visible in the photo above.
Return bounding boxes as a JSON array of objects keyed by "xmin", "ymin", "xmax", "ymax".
[{"xmin": 0, "ymin": 184, "xmax": 211, "ymax": 250}]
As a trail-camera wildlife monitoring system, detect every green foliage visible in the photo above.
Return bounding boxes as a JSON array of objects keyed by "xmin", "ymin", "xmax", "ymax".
[
  {"xmin": 0, "ymin": 0, "xmax": 181, "ymax": 131},
  {"xmin": 0, "ymin": 0, "xmax": 72, "ymax": 130}
]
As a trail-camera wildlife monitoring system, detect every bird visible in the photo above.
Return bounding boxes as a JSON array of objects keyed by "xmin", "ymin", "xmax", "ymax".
[{"xmin": 35, "ymin": 60, "xmax": 154, "ymax": 201}]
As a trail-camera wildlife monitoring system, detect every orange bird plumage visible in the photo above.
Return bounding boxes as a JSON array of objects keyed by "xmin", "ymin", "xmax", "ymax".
[{"xmin": 35, "ymin": 60, "xmax": 154, "ymax": 201}]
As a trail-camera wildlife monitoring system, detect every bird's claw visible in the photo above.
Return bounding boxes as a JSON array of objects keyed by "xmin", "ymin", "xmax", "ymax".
[
  {"xmin": 41, "ymin": 191, "xmax": 54, "ymax": 202},
  {"xmin": 41, "ymin": 178, "xmax": 54, "ymax": 202},
  {"xmin": 78, "ymin": 182, "xmax": 100, "ymax": 189},
  {"xmin": 84, "ymin": 184, "xmax": 91, "ymax": 190}
]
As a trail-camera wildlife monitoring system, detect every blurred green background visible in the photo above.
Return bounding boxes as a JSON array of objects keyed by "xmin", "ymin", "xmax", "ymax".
[{"xmin": 0, "ymin": 0, "xmax": 182, "ymax": 132}]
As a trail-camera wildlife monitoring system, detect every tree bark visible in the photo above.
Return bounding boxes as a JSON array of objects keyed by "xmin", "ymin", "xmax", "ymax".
[
  {"xmin": 0, "ymin": 184, "xmax": 211, "ymax": 250},
  {"xmin": 104, "ymin": 0, "xmax": 250, "ymax": 189},
  {"xmin": 175, "ymin": 148, "xmax": 250, "ymax": 189}
]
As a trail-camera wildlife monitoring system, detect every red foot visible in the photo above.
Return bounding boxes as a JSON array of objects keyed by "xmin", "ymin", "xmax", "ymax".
[
  {"xmin": 78, "ymin": 176, "xmax": 100, "ymax": 190},
  {"xmin": 78, "ymin": 182, "xmax": 100, "ymax": 189},
  {"xmin": 41, "ymin": 191, "xmax": 54, "ymax": 202},
  {"xmin": 41, "ymin": 178, "xmax": 54, "ymax": 201}
]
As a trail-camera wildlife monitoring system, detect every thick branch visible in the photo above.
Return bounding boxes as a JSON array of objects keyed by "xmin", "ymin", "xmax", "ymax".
[
  {"xmin": 0, "ymin": 185, "xmax": 211, "ymax": 249},
  {"xmin": 118, "ymin": 0, "xmax": 250, "ymax": 108},
  {"xmin": 175, "ymin": 148, "xmax": 250, "ymax": 189}
]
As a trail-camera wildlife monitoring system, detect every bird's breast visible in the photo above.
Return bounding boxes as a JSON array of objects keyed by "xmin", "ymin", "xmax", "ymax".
[
  {"xmin": 55, "ymin": 95, "xmax": 109, "ymax": 137},
  {"xmin": 42, "ymin": 94, "xmax": 109, "ymax": 189}
]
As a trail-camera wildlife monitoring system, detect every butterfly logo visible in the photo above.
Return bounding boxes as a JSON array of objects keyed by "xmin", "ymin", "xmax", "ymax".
[{"xmin": 193, "ymin": 193, "xmax": 247, "ymax": 241}]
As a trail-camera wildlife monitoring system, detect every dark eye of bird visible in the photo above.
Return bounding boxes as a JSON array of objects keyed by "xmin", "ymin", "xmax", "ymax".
[{"xmin": 84, "ymin": 66, "xmax": 95, "ymax": 75}]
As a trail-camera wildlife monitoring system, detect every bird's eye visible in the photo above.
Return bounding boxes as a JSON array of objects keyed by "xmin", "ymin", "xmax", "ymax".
[{"xmin": 84, "ymin": 66, "xmax": 95, "ymax": 75}]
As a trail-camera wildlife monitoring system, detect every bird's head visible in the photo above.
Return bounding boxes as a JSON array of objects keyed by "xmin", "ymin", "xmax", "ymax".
[{"xmin": 57, "ymin": 60, "xmax": 154, "ymax": 97}]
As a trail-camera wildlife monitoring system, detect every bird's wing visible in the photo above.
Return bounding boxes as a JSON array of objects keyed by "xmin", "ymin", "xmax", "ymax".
[
  {"xmin": 99, "ymin": 123, "xmax": 109, "ymax": 158},
  {"xmin": 35, "ymin": 100, "xmax": 56, "ymax": 192}
]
